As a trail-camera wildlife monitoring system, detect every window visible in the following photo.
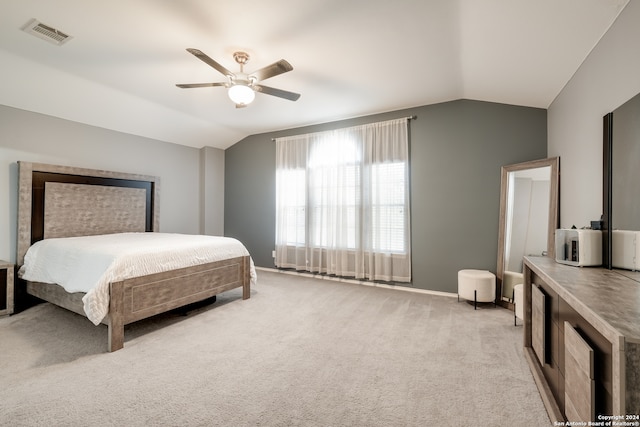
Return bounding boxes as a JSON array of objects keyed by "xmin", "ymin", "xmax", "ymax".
[
  {"xmin": 276, "ymin": 168, "xmax": 306, "ymax": 246},
  {"xmin": 275, "ymin": 118, "xmax": 411, "ymax": 282},
  {"xmin": 371, "ymin": 162, "xmax": 407, "ymax": 253}
]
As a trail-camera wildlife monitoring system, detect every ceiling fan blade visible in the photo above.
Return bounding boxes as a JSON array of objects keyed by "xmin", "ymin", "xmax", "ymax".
[
  {"xmin": 186, "ymin": 48, "xmax": 234, "ymax": 77},
  {"xmin": 176, "ymin": 82, "xmax": 227, "ymax": 88},
  {"xmin": 250, "ymin": 60, "xmax": 293, "ymax": 81},
  {"xmin": 254, "ymin": 84, "xmax": 300, "ymax": 101}
]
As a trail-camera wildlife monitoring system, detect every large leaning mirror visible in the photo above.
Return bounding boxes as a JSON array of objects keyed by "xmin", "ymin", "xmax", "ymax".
[
  {"xmin": 603, "ymin": 91, "xmax": 640, "ymax": 273},
  {"xmin": 496, "ymin": 157, "xmax": 559, "ymax": 307}
]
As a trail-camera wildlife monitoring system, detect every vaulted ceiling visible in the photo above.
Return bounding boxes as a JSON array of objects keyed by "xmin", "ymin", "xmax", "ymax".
[{"xmin": 0, "ymin": 0, "xmax": 629, "ymax": 149}]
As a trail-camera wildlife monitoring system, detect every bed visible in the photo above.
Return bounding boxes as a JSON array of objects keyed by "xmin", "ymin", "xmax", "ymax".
[{"xmin": 16, "ymin": 161, "xmax": 253, "ymax": 352}]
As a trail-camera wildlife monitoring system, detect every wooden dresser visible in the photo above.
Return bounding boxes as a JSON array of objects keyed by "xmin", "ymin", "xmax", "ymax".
[{"xmin": 523, "ymin": 256, "xmax": 640, "ymax": 423}]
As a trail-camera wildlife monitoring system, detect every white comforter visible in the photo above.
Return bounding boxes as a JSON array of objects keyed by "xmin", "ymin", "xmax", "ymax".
[{"xmin": 20, "ymin": 233, "xmax": 257, "ymax": 325}]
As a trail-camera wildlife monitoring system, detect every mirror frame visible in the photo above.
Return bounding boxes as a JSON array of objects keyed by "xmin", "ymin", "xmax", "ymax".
[{"xmin": 496, "ymin": 157, "xmax": 560, "ymax": 307}]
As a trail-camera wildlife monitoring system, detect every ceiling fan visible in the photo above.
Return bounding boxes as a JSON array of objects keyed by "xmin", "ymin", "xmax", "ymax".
[{"xmin": 176, "ymin": 48, "xmax": 300, "ymax": 108}]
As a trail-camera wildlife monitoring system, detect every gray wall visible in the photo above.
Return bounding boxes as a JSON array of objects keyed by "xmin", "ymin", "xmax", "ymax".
[
  {"xmin": 200, "ymin": 146, "xmax": 225, "ymax": 235},
  {"xmin": 0, "ymin": 105, "xmax": 225, "ymax": 264},
  {"xmin": 548, "ymin": 1, "xmax": 640, "ymax": 229},
  {"xmin": 225, "ymin": 99, "xmax": 547, "ymax": 293}
]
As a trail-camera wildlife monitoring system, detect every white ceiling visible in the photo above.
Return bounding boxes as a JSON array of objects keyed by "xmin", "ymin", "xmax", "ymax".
[{"xmin": 0, "ymin": 0, "xmax": 629, "ymax": 150}]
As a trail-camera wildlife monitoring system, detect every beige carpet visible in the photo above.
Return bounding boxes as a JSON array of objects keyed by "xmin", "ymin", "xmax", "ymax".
[{"xmin": 0, "ymin": 270, "xmax": 550, "ymax": 426}]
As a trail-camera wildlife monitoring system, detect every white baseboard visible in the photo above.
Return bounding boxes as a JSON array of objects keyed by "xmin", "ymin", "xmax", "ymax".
[{"xmin": 255, "ymin": 266, "xmax": 457, "ymax": 299}]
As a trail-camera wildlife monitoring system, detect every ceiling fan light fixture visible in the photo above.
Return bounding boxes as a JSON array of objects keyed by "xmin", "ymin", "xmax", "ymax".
[
  {"xmin": 228, "ymin": 83, "xmax": 255, "ymax": 105},
  {"xmin": 178, "ymin": 48, "xmax": 299, "ymax": 105}
]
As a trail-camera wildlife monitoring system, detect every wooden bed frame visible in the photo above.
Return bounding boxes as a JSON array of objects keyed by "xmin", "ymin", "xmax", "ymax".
[{"xmin": 16, "ymin": 161, "xmax": 250, "ymax": 352}]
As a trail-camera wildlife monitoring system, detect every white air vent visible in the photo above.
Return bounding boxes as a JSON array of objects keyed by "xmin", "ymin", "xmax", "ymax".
[{"xmin": 21, "ymin": 18, "xmax": 72, "ymax": 46}]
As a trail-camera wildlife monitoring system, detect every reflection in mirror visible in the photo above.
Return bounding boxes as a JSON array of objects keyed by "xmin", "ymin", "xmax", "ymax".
[
  {"xmin": 604, "ymin": 91, "xmax": 640, "ymax": 271},
  {"xmin": 504, "ymin": 167, "xmax": 551, "ymax": 272},
  {"xmin": 497, "ymin": 157, "xmax": 559, "ymax": 308}
]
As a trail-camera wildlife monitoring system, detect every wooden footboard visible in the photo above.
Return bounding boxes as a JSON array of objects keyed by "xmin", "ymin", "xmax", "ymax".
[
  {"xmin": 26, "ymin": 256, "xmax": 251, "ymax": 352},
  {"xmin": 108, "ymin": 255, "xmax": 250, "ymax": 351}
]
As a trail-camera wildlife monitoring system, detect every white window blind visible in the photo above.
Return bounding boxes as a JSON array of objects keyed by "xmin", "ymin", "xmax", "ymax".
[{"xmin": 275, "ymin": 118, "xmax": 411, "ymax": 282}]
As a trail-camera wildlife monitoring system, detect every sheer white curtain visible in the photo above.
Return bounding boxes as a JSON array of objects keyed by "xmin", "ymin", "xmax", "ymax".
[{"xmin": 275, "ymin": 118, "xmax": 411, "ymax": 282}]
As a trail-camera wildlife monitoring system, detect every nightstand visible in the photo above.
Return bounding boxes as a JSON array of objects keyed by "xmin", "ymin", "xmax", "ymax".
[{"xmin": 0, "ymin": 260, "xmax": 14, "ymax": 316}]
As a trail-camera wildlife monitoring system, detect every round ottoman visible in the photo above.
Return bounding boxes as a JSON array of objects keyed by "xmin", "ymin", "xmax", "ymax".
[
  {"xmin": 513, "ymin": 283, "xmax": 523, "ymax": 325},
  {"xmin": 457, "ymin": 269, "xmax": 496, "ymax": 309}
]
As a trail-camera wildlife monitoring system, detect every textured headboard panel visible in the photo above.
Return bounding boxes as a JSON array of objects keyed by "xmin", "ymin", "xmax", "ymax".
[
  {"xmin": 17, "ymin": 162, "xmax": 160, "ymax": 265},
  {"xmin": 43, "ymin": 182, "xmax": 147, "ymax": 239}
]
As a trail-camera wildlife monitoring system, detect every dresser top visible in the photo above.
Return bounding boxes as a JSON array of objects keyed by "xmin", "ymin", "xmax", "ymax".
[{"xmin": 524, "ymin": 256, "xmax": 640, "ymax": 344}]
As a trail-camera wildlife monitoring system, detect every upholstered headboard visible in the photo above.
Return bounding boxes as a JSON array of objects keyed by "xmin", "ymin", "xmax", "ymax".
[{"xmin": 16, "ymin": 161, "xmax": 160, "ymax": 265}]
